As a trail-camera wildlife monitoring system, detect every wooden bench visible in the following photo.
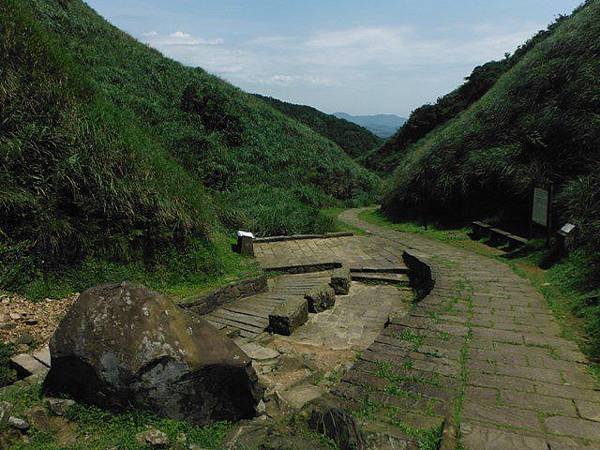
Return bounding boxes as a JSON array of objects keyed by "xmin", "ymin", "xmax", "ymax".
[
  {"xmin": 489, "ymin": 227, "xmax": 512, "ymax": 246},
  {"xmin": 506, "ymin": 234, "xmax": 529, "ymax": 250},
  {"xmin": 471, "ymin": 221, "xmax": 528, "ymax": 250},
  {"xmin": 471, "ymin": 221, "xmax": 493, "ymax": 238}
]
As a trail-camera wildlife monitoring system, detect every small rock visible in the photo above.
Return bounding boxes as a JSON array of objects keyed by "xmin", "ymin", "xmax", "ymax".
[
  {"xmin": 8, "ymin": 417, "xmax": 29, "ymax": 431},
  {"xmin": 16, "ymin": 344, "xmax": 29, "ymax": 353},
  {"xmin": 331, "ymin": 267, "xmax": 352, "ymax": 295},
  {"xmin": 276, "ymin": 355, "xmax": 305, "ymax": 373},
  {"xmin": 302, "ymin": 352, "xmax": 316, "ymax": 361},
  {"xmin": 308, "ymin": 404, "xmax": 366, "ymax": 450},
  {"xmin": 281, "ymin": 384, "xmax": 324, "ymax": 410},
  {"xmin": 9, "ymin": 313, "xmax": 20, "ymax": 321},
  {"xmin": 15, "ymin": 333, "xmax": 34, "ymax": 345},
  {"xmin": 276, "ymin": 345, "xmax": 293, "ymax": 354},
  {"xmin": 305, "ymin": 286, "xmax": 336, "ymax": 313},
  {"xmin": 136, "ymin": 427, "xmax": 170, "ymax": 448},
  {"xmin": 25, "ymin": 319, "xmax": 38, "ymax": 325},
  {"xmin": 0, "ymin": 401, "xmax": 13, "ymax": 428},
  {"xmin": 239, "ymin": 342, "xmax": 280, "ymax": 361},
  {"xmin": 257, "ymin": 400, "xmax": 266, "ymax": 415},
  {"xmin": 46, "ymin": 398, "xmax": 75, "ymax": 416},
  {"xmin": 26, "ymin": 406, "xmax": 51, "ymax": 431}
]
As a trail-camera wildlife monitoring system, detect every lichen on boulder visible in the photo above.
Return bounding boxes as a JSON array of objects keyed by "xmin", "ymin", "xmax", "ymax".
[{"xmin": 43, "ymin": 282, "xmax": 263, "ymax": 425}]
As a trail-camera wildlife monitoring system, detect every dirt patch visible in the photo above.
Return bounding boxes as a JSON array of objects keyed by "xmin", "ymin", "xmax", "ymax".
[
  {"xmin": 0, "ymin": 292, "xmax": 77, "ymax": 351},
  {"xmin": 257, "ymin": 335, "xmax": 356, "ymax": 392}
]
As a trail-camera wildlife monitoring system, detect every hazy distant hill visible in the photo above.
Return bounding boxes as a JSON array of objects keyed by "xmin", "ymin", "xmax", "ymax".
[
  {"xmin": 255, "ymin": 95, "xmax": 382, "ymax": 158},
  {"xmin": 333, "ymin": 113, "xmax": 407, "ymax": 138}
]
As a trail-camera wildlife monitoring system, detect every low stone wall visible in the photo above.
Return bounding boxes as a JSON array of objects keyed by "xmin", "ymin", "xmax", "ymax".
[
  {"xmin": 179, "ymin": 275, "xmax": 268, "ymax": 315},
  {"xmin": 254, "ymin": 231, "xmax": 353, "ymax": 243},
  {"xmin": 262, "ymin": 261, "xmax": 343, "ymax": 274},
  {"xmin": 402, "ymin": 250, "xmax": 436, "ymax": 301}
]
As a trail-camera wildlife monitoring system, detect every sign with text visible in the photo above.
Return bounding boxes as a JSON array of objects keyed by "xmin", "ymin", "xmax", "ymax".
[{"xmin": 532, "ymin": 187, "xmax": 549, "ymax": 227}]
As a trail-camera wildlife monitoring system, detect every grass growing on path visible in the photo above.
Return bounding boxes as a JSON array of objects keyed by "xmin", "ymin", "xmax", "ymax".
[
  {"xmin": 357, "ymin": 207, "xmax": 600, "ymax": 379},
  {"xmin": 321, "ymin": 208, "xmax": 367, "ymax": 236}
]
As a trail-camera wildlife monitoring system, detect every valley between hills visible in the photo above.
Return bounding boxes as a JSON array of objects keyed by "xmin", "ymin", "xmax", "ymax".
[{"xmin": 1, "ymin": 0, "xmax": 599, "ymax": 449}]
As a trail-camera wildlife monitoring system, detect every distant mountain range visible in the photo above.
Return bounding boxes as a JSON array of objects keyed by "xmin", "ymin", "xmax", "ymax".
[
  {"xmin": 254, "ymin": 95, "xmax": 382, "ymax": 158},
  {"xmin": 333, "ymin": 113, "xmax": 407, "ymax": 139}
]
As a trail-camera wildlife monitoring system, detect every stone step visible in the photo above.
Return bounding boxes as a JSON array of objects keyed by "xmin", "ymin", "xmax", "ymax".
[
  {"xmin": 32, "ymin": 346, "xmax": 51, "ymax": 367},
  {"xmin": 351, "ymin": 272, "xmax": 410, "ymax": 285},
  {"xmin": 268, "ymin": 297, "xmax": 309, "ymax": 336},
  {"xmin": 10, "ymin": 353, "xmax": 49, "ymax": 377},
  {"xmin": 204, "ymin": 314, "xmax": 265, "ymax": 335},
  {"xmin": 209, "ymin": 309, "xmax": 269, "ymax": 329}
]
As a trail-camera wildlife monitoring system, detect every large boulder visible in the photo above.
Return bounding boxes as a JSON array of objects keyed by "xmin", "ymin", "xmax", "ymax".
[{"xmin": 43, "ymin": 282, "xmax": 263, "ymax": 425}]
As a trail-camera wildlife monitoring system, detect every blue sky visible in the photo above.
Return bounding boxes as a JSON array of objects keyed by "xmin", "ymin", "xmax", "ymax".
[{"xmin": 87, "ymin": 0, "xmax": 582, "ymax": 116}]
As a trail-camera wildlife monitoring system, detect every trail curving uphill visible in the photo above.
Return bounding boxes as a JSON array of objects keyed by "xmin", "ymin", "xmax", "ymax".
[{"xmin": 333, "ymin": 207, "xmax": 600, "ymax": 449}]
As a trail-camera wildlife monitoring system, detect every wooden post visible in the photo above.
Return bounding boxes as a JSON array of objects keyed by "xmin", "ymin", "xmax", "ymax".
[
  {"xmin": 236, "ymin": 231, "xmax": 255, "ymax": 257},
  {"xmin": 529, "ymin": 186, "xmax": 535, "ymax": 240},
  {"xmin": 546, "ymin": 183, "xmax": 554, "ymax": 249}
]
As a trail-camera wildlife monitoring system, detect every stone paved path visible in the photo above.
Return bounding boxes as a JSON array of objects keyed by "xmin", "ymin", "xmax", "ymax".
[
  {"xmin": 332, "ymin": 208, "xmax": 600, "ymax": 449},
  {"xmin": 254, "ymin": 233, "xmax": 405, "ymax": 271}
]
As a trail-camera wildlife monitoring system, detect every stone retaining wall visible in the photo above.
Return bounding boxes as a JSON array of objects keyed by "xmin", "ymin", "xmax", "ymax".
[
  {"xmin": 254, "ymin": 231, "xmax": 353, "ymax": 243},
  {"xmin": 402, "ymin": 250, "xmax": 436, "ymax": 301},
  {"xmin": 179, "ymin": 275, "xmax": 268, "ymax": 315}
]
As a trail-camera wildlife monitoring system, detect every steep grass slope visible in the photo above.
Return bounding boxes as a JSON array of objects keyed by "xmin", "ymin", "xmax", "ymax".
[
  {"xmin": 0, "ymin": 0, "xmax": 378, "ymax": 292},
  {"xmin": 383, "ymin": 0, "xmax": 599, "ymax": 263},
  {"xmin": 365, "ymin": 13, "xmax": 573, "ymax": 173},
  {"xmin": 254, "ymin": 94, "xmax": 382, "ymax": 158}
]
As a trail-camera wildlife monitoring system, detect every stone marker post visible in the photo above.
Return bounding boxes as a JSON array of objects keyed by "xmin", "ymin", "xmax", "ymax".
[{"xmin": 237, "ymin": 231, "xmax": 255, "ymax": 257}]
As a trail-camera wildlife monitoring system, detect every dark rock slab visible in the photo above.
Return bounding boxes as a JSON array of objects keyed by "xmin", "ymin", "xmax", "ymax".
[
  {"xmin": 268, "ymin": 297, "xmax": 308, "ymax": 335},
  {"xmin": 331, "ymin": 267, "xmax": 352, "ymax": 295},
  {"xmin": 43, "ymin": 282, "xmax": 263, "ymax": 425},
  {"xmin": 305, "ymin": 286, "xmax": 336, "ymax": 313},
  {"xmin": 308, "ymin": 401, "xmax": 366, "ymax": 450}
]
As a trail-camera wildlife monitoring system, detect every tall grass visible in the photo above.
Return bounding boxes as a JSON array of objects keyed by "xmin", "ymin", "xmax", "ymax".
[
  {"xmin": 383, "ymin": 0, "xmax": 600, "ymax": 252},
  {"xmin": 0, "ymin": 0, "xmax": 378, "ymax": 294}
]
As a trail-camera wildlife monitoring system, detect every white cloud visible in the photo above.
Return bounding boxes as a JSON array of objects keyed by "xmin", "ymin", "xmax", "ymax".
[
  {"xmin": 142, "ymin": 30, "xmax": 224, "ymax": 47},
  {"xmin": 138, "ymin": 22, "xmax": 543, "ymax": 112}
]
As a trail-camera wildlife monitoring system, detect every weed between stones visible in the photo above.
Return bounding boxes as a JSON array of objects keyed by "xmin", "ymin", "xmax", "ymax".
[{"xmin": 453, "ymin": 277, "xmax": 474, "ymax": 450}]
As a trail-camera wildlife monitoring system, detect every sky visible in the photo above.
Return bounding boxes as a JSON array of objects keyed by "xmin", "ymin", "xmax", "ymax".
[{"xmin": 86, "ymin": 0, "xmax": 582, "ymax": 117}]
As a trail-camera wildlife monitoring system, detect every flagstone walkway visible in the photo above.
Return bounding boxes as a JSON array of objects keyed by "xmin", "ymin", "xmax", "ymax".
[{"xmin": 330, "ymin": 208, "xmax": 600, "ymax": 449}]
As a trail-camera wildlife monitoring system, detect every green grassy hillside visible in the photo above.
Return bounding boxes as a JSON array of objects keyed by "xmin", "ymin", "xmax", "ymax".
[
  {"xmin": 365, "ymin": 13, "xmax": 572, "ymax": 173},
  {"xmin": 383, "ymin": 0, "xmax": 599, "ymax": 269},
  {"xmin": 254, "ymin": 94, "xmax": 382, "ymax": 158},
  {"xmin": 0, "ymin": 0, "xmax": 378, "ymax": 295}
]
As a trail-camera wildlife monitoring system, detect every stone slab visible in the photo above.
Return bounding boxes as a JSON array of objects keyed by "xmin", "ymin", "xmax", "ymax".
[
  {"xmin": 269, "ymin": 297, "xmax": 308, "ymax": 336},
  {"xmin": 10, "ymin": 353, "xmax": 48, "ymax": 377},
  {"xmin": 305, "ymin": 286, "xmax": 336, "ymax": 313},
  {"xmin": 330, "ymin": 266, "xmax": 352, "ymax": 295}
]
